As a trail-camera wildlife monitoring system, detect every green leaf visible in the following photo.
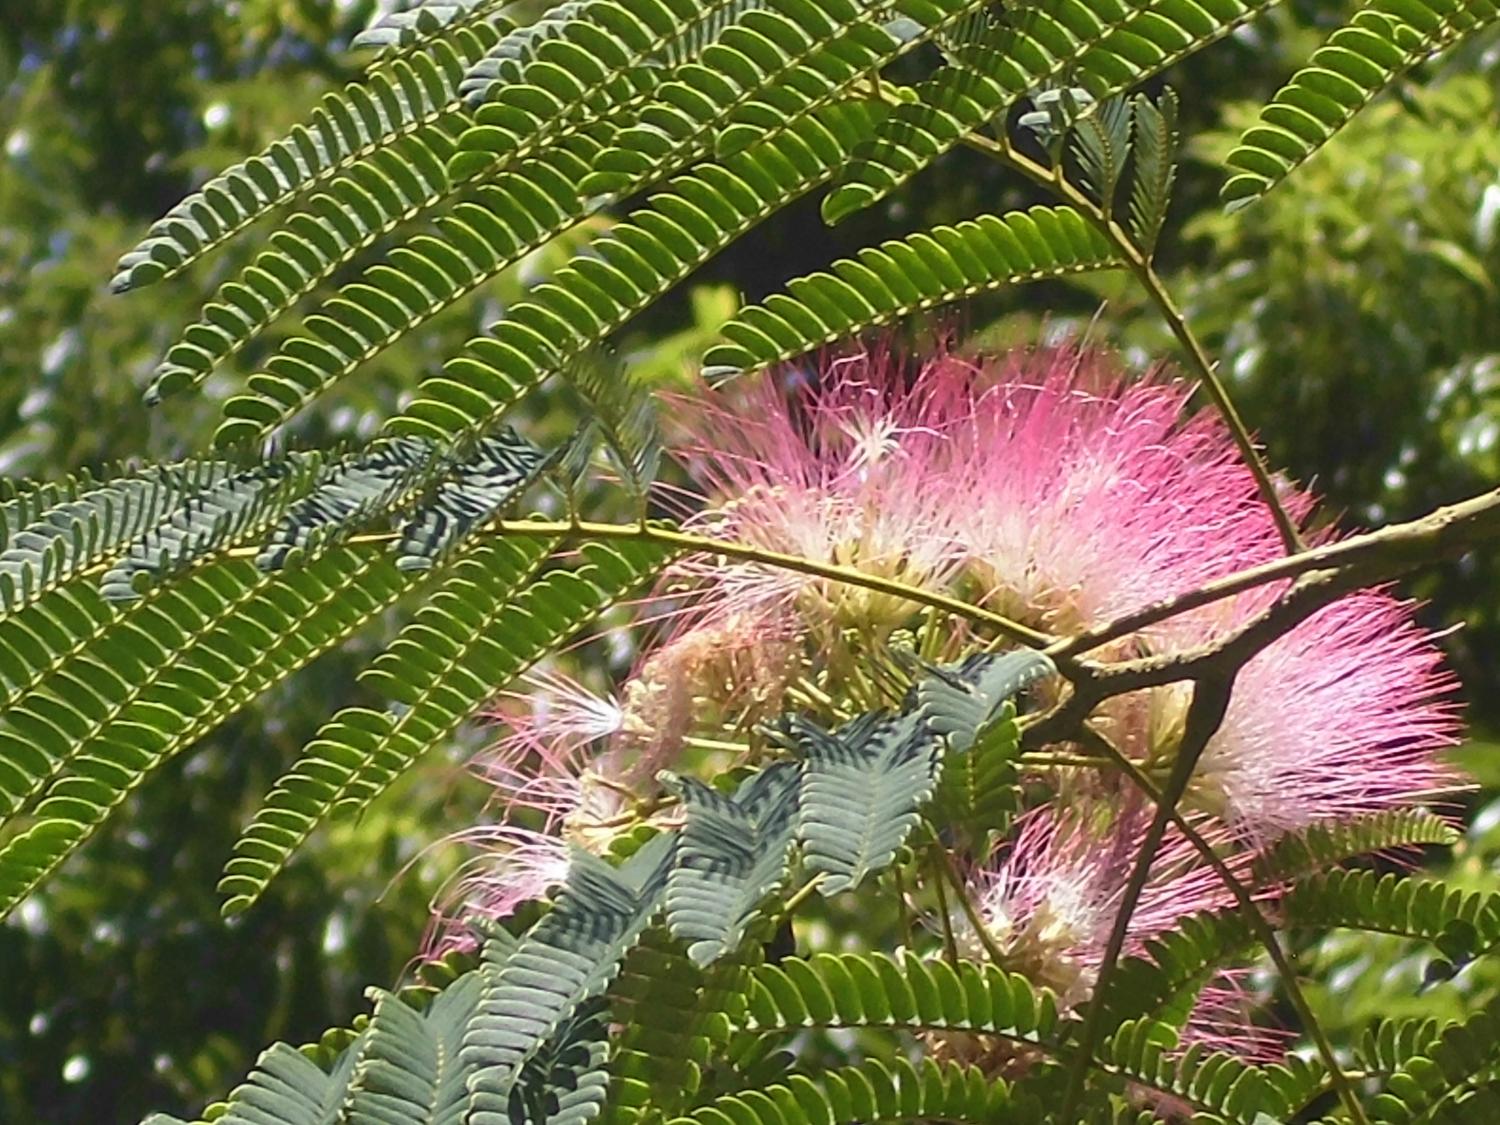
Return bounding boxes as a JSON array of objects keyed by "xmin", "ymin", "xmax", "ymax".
[
  {"xmin": 0, "ymin": 549, "xmax": 415, "ymax": 919},
  {"xmin": 605, "ymin": 932, "xmax": 756, "ymax": 1120},
  {"xmin": 1368, "ymin": 997, "xmax": 1500, "ymax": 1122},
  {"xmin": 205, "ymin": 123, "xmax": 617, "ymax": 434},
  {"xmin": 1095, "ymin": 1017, "xmax": 1309, "ymax": 1123},
  {"xmin": 1283, "ymin": 869, "xmax": 1500, "ymax": 954},
  {"xmin": 1221, "ymin": 0, "xmax": 1500, "ymax": 209},
  {"xmin": 702, "ymin": 207, "xmax": 1122, "ymax": 378},
  {"xmin": 1252, "ymin": 809, "xmax": 1460, "ymax": 885},
  {"xmin": 258, "ymin": 439, "xmax": 438, "ymax": 570},
  {"xmin": 388, "ymin": 102, "xmax": 885, "ymax": 443},
  {"xmin": 353, "ymin": 0, "xmax": 502, "ymax": 54},
  {"xmin": 110, "ymin": 24, "xmax": 502, "ymax": 292},
  {"xmin": 509, "ymin": 1000, "xmax": 612, "ymax": 1125},
  {"xmin": 662, "ymin": 762, "xmax": 802, "ymax": 965},
  {"xmin": 741, "ymin": 950, "xmax": 1059, "ymax": 1040},
  {"xmin": 559, "ymin": 351, "xmax": 663, "ymax": 505},
  {"xmin": 101, "ymin": 457, "xmax": 322, "ymax": 602},
  {"xmin": 0, "ymin": 463, "xmax": 231, "ymax": 617},
  {"xmin": 463, "ymin": 833, "xmax": 676, "ymax": 1119},
  {"xmin": 344, "ymin": 973, "xmax": 484, "ymax": 1125},
  {"xmin": 826, "ymin": 0, "xmax": 1283, "ymax": 222},
  {"xmin": 1126, "ymin": 87, "xmax": 1179, "ymax": 255},
  {"xmin": 788, "ymin": 709, "xmax": 942, "ymax": 895},
  {"xmin": 219, "ymin": 538, "xmax": 670, "ymax": 915},
  {"xmin": 1071, "ymin": 96, "xmax": 1133, "ymax": 214},
  {"xmin": 668, "ymin": 1057, "xmax": 1018, "ymax": 1124},
  {"xmin": 394, "ymin": 429, "xmax": 560, "ymax": 570}
]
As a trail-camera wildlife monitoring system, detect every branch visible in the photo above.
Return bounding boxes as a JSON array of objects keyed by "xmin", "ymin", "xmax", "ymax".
[
  {"xmin": 1054, "ymin": 485, "xmax": 1500, "ymax": 658},
  {"xmin": 1078, "ymin": 728, "xmax": 1369, "ymax": 1123},
  {"xmin": 1058, "ymin": 674, "xmax": 1235, "ymax": 1119},
  {"xmin": 224, "ymin": 517, "xmax": 1055, "ymax": 648}
]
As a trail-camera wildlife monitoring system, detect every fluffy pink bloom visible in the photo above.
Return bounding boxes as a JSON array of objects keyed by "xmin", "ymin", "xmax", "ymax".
[
  {"xmin": 956, "ymin": 348, "xmax": 1304, "ymax": 634},
  {"xmin": 666, "ymin": 348, "xmax": 974, "ymax": 631},
  {"xmin": 611, "ymin": 605, "xmax": 800, "ymax": 777},
  {"xmin": 428, "ymin": 670, "xmax": 637, "ymax": 954},
  {"xmin": 969, "ymin": 804, "xmax": 1281, "ymax": 1057},
  {"xmin": 973, "ymin": 806, "xmax": 1245, "ymax": 1004},
  {"xmin": 424, "ymin": 825, "xmax": 573, "ymax": 957},
  {"xmin": 1191, "ymin": 591, "xmax": 1462, "ymax": 837},
  {"xmin": 479, "ymin": 667, "xmax": 625, "ymax": 820},
  {"xmin": 663, "ymin": 343, "xmax": 1462, "ymax": 836}
]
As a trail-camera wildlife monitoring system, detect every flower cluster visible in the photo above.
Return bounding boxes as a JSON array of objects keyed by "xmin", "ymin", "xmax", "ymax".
[{"xmin": 436, "ymin": 342, "xmax": 1462, "ymax": 1053}]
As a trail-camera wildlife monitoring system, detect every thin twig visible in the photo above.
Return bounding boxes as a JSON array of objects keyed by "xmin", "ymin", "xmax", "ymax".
[
  {"xmin": 930, "ymin": 849, "xmax": 963, "ymax": 965},
  {"xmin": 932, "ymin": 839, "xmax": 1011, "ymax": 969},
  {"xmin": 1058, "ymin": 674, "xmax": 1234, "ymax": 1119},
  {"xmin": 1053, "ymin": 484, "xmax": 1500, "ymax": 659},
  {"xmin": 223, "ymin": 518, "xmax": 1054, "ymax": 649},
  {"xmin": 1076, "ymin": 729, "xmax": 1369, "ymax": 1122}
]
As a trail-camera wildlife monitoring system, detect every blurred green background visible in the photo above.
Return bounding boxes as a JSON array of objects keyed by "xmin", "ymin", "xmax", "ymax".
[{"xmin": 2, "ymin": 2, "xmax": 1499, "ymax": 1120}]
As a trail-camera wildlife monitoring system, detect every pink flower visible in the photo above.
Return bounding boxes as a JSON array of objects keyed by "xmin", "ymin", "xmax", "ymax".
[
  {"xmin": 956, "ymin": 347, "xmax": 1302, "ymax": 634},
  {"xmin": 1190, "ymin": 591, "xmax": 1462, "ymax": 837},
  {"xmin": 663, "ymin": 342, "xmax": 1462, "ymax": 835},
  {"xmin": 424, "ymin": 825, "xmax": 573, "ymax": 957},
  {"xmin": 969, "ymin": 804, "xmax": 1278, "ymax": 1056},
  {"xmin": 479, "ymin": 667, "xmax": 625, "ymax": 821},
  {"xmin": 428, "ymin": 669, "xmax": 639, "ymax": 954},
  {"xmin": 665, "ymin": 347, "xmax": 974, "ymax": 633},
  {"xmin": 973, "ymin": 805, "xmax": 1245, "ymax": 1003}
]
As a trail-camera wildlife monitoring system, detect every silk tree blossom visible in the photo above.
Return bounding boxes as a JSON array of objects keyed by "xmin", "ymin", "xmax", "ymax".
[
  {"xmin": 657, "ymin": 344, "xmax": 1463, "ymax": 836},
  {"xmin": 969, "ymin": 805, "xmax": 1249, "ymax": 1010},
  {"xmin": 477, "ymin": 667, "xmax": 626, "ymax": 820},
  {"xmin": 428, "ymin": 669, "xmax": 655, "ymax": 953},
  {"xmin": 614, "ymin": 605, "xmax": 801, "ymax": 772},
  {"xmin": 666, "ymin": 350, "xmax": 974, "ymax": 634},
  {"xmin": 956, "ymin": 349, "xmax": 1308, "ymax": 635},
  {"xmin": 1186, "ymin": 591, "xmax": 1462, "ymax": 837},
  {"xmin": 925, "ymin": 804, "xmax": 1279, "ymax": 1076},
  {"xmin": 425, "ymin": 825, "xmax": 574, "ymax": 957},
  {"xmin": 440, "ymin": 341, "xmax": 1464, "ymax": 954}
]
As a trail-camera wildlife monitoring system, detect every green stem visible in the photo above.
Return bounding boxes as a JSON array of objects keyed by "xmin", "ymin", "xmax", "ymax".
[
  {"xmin": 229, "ymin": 518, "xmax": 1053, "ymax": 649},
  {"xmin": 962, "ymin": 130, "xmax": 1306, "ymax": 557},
  {"xmin": 681, "ymin": 735, "xmax": 750, "ymax": 754},
  {"xmin": 930, "ymin": 849, "xmax": 962, "ymax": 965},
  {"xmin": 1017, "ymin": 751, "xmax": 1118, "ymax": 769},
  {"xmin": 893, "ymin": 865, "xmax": 915, "ymax": 950},
  {"xmin": 777, "ymin": 877, "xmax": 823, "ymax": 924},
  {"xmin": 932, "ymin": 839, "xmax": 1011, "ymax": 969}
]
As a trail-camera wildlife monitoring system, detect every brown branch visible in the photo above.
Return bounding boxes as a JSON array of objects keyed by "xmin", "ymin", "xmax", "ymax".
[
  {"xmin": 1057, "ymin": 674, "xmax": 1236, "ymax": 1119},
  {"xmin": 1052, "ymin": 486, "xmax": 1500, "ymax": 660}
]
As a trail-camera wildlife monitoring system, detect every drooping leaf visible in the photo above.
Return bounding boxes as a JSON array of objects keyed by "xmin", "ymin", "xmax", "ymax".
[
  {"xmin": 394, "ymin": 429, "xmax": 560, "ymax": 570},
  {"xmin": 1071, "ymin": 96, "xmax": 1133, "ymax": 214},
  {"xmin": 788, "ymin": 709, "xmax": 942, "ymax": 896},
  {"xmin": 462, "ymin": 833, "xmax": 676, "ymax": 1120},
  {"xmin": 559, "ymin": 351, "xmax": 662, "ymax": 504},
  {"xmin": 100, "ymin": 456, "xmax": 321, "ymax": 602},
  {"xmin": 1126, "ymin": 87, "xmax": 1179, "ymax": 255},
  {"xmin": 257, "ymin": 438, "xmax": 438, "ymax": 570},
  {"xmin": 663, "ymin": 762, "xmax": 802, "ymax": 965}
]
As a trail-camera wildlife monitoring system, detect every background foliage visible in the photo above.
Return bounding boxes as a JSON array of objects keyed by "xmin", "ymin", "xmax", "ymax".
[{"xmin": 2, "ymin": 0, "xmax": 1499, "ymax": 1121}]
